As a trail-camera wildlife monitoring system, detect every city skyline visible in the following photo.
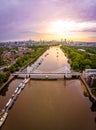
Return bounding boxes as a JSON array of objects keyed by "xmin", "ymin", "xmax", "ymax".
[{"xmin": 0, "ymin": 0, "xmax": 96, "ymax": 42}]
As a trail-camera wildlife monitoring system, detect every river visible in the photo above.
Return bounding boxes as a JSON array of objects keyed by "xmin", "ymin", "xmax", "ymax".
[{"xmin": 0, "ymin": 46, "xmax": 96, "ymax": 130}]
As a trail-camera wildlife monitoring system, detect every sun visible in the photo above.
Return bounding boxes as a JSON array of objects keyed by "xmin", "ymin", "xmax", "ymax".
[
  {"xmin": 51, "ymin": 20, "xmax": 65, "ymax": 34},
  {"xmin": 47, "ymin": 20, "xmax": 65, "ymax": 35},
  {"xmin": 47, "ymin": 20, "xmax": 77, "ymax": 36}
]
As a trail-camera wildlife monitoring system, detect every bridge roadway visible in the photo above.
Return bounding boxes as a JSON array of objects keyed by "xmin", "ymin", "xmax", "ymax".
[{"xmin": 13, "ymin": 72, "xmax": 81, "ymax": 79}]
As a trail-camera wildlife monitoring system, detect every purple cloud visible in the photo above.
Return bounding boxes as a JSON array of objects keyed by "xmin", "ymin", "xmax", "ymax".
[
  {"xmin": 0, "ymin": 0, "xmax": 96, "ymax": 41},
  {"xmin": 53, "ymin": 0, "xmax": 96, "ymax": 21}
]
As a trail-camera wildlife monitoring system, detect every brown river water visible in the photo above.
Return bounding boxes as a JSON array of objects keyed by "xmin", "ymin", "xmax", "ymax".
[{"xmin": 0, "ymin": 46, "xmax": 96, "ymax": 130}]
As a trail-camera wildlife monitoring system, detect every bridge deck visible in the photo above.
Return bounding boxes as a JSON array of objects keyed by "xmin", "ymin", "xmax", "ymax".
[{"xmin": 13, "ymin": 72, "xmax": 81, "ymax": 79}]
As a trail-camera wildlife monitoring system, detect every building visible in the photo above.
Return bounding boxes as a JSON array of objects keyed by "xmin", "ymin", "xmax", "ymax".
[{"xmin": 83, "ymin": 69, "xmax": 96, "ymax": 87}]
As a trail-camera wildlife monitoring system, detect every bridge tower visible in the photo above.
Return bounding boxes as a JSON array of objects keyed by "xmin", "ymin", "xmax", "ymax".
[
  {"xmin": 26, "ymin": 66, "xmax": 32, "ymax": 78},
  {"xmin": 27, "ymin": 66, "xmax": 31, "ymax": 74}
]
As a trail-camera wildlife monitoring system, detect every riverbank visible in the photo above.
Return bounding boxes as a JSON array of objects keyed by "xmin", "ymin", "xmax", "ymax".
[
  {"xmin": 0, "ymin": 75, "xmax": 15, "ymax": 91},
  {"xmin": 80, "ymin": 75, "xmax": 96, "ymax": 102},
  {"xmin": 19, "ymin": 47, "xmax": 47, "ymax": 71}
]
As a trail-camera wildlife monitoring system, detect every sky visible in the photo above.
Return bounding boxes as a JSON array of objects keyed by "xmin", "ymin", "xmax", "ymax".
[{"xmin": 0, "ymin": 0, "xmax": 96, "ymax": 42}]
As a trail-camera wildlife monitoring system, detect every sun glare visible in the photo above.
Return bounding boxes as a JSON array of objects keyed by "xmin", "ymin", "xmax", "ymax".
[
  {"xmin": 47, "ymin": 20, "xmax": 77, "ymax": 35},
  {"xmin": 45, "ymin": 20, "xmax": 96, "ymax": 41}
]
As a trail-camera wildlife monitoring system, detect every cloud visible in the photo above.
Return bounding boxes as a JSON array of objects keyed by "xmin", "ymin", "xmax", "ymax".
[
  {"xmin": 53, "ymin": 0, "xmax": 96, "ymax": 22},
  {"xmin": 0, "ymin": 0, "xmax": 96, "ymax": 41},
  {"xmin": 81, "ymin": 28, "xmax": 96, "ymax": 32},
  {"xmin": 89, "ymin": 36, "xmax": 96, "ymax": 39}
]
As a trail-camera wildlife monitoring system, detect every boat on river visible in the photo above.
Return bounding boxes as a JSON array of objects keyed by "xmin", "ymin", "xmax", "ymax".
[
  {"xmin": 21, "ymin": 83, "xmax": 25, "ymax": 89},
  {"xmin": 24, "ymin": 78, "xmax": 30, "ymax": 84},
  {"xmin": 18, "ymin": 83, "xmax": 23, "ymax": 88},
  {"xmin": 0, "ymin": 112, "xmax": 8, "ymax": 127},
  {"xmin": 13, "ymin": 94, "xmax": 18, "ymax": 101},
  {"xmin": 0, "ymin": 109, "xmax": 5, "ymax": 118},
  {"xmin": 6, "ymin": 98, "xmax": 12, "ymax": 108},
  {"xmin": 17, "ymin": 88, "xmax": 22, "ymax": 95},
  {"xmin": 7, "ymin": 99, "xmax": 14, "ymax": 109},
  {"xmin": 14, "ymin": 87, "xmax": 19, "ymax": 93}
]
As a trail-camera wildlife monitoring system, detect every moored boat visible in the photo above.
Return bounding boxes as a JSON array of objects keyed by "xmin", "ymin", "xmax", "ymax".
[
  {"xmin": 7, "ymin": 99, "xmax": 14, "ymax": 109},
  {"xmin": 14, "ymin": 87, "xmax": 19, "ymax": 93},
  {"xmin": 0, "ymin": 112, "xmax": 8, "ymax": 127},
  {"xmin": 6, "ymin": 98, "xmax": 12, "ymax": 108},
  {"xmin": 17, "ymin": 88, "xmax": 22, "ymax": 95},
  {"xmin": 23, "ymin": 79, "xmax": 26, "ymax": 83},
  {"xmin": 18, "ymin": 83, "xmax": 23, "ymax": 88},
  {"xmin": 20, "ymin": 83, "xmax": 25, "ymax": 90},
  {"xmin": 0, "ymin": 109, "xmax": 5, "ymax": 117},
  {"xmin": 13, "ymin": 94, "xmax": 18, "ymax": 101},
  {"xmin": 24, "ymin": 78, "xmax": 30, "ymax": 84}
]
